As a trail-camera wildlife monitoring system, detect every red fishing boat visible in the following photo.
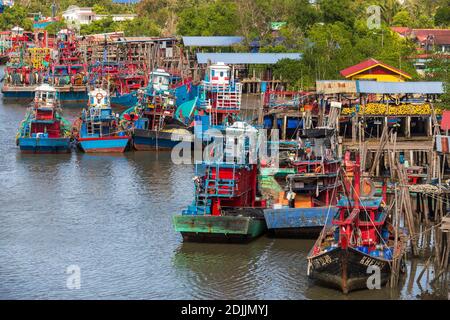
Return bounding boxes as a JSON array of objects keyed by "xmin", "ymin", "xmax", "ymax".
[{"xmin": 307, "ymin": 154, "xmax": 407, "ymax": 293}]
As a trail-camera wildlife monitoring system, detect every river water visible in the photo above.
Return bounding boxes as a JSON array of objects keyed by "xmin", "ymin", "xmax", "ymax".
[{"xmin": 0, "ymin": 67, "xmax": 448, "ymax": 300}]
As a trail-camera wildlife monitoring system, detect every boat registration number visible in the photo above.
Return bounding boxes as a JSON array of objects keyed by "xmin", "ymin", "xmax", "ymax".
[{"xmin": 360, "ymin": 256, "xmax": 385, "ymax": 269}]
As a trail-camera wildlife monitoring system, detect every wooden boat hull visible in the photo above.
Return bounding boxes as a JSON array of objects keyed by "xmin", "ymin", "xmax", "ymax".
[
  {"xmin": 264, "ymin": 207, "xmax": 338, "ymax": 238},
  {"xmin": 78, "ymin": 136, "xmax": 130, "ymax": 153},
  {"xmin": 173, "ymin": 215, "xmax": 267, "ymax": 244},
  {"xmin": 133, "ymin": 129, "xmax": 193, "ymax": 151},
  {"xmin": 308, "ymin": 247, "xmax": 391, "ymax": 294},
  {"xmin": 110, "ymin": 93, "xmax": 138, "ymax": 109},
  {"xmin": 18, "ymin": 137, "xmax": 71, "ymax": 153}
]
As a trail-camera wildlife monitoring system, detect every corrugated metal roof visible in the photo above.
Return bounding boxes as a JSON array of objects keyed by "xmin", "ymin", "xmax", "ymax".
[
  {"xmin": 356, "ymin": 81, "xmax": 444, "ymax": 94},
  {"xmin": 196, "ymin": 53, "xmax": 302, "ymax": 64},
  {"xmin": 183, "ymin": 36, "xmax": 244, "ymax": 47}
]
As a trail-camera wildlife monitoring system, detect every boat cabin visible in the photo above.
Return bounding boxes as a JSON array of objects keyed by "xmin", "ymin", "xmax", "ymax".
[
  {"xmin": 89, "ymin": 88, "xmax": 110, "ymax": 109},
  {"xmin": 150, "ymin": 69, "xmax": 170, "ymax": 93},
  {"xmin": 206, "ymin": 62, "xmax": 230, "ymax": 87},
  {"xmin": 30, "ymin": 85, "xmax": 61, "ymax": 138},
  {"xmin": 34, "ymin": 84, "xmax": 58, "ymax": 110}
]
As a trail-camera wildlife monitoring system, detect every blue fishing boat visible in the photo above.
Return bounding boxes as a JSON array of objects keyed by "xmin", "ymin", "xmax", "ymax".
[
  {"xmin": 16, "ymin": 84, "xmax": 71, "ymax": 153},
  {"xmin": 262, "ymin": 104, "xmax": 342, "ymax": 238},
  {"xmin": 121, "ymin": 68, "xmax": 197, "ymax": 150},
  {"xmin": 73, "ymin": 88, "xmax": 131, "ymax": 153},
  {"xmin": 173, "ymin": 122, "xmax": 268, "ymax": 243},
  {"xmin": 109, "ymin": 63, "xmax": 147, "ymax": 108}
]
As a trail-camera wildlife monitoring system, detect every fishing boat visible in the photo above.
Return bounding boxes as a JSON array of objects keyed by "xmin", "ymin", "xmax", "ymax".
[
  {"xmin": 16, "ymin": 84, "xmax": 71, "ymax": 153},
  {"xmin": 73, "ymin": 88, "xmax": 130, "ymax": 153},
  {"xmin": 48, "ymin": 30, "xmax": 88, "ymax": 103},
  {"xmin": 109, "ymin": 63, "xmax": 147, "ymax": 108},
  {"xmin": 307, "ymin": 154, "xmax": 406, "ymax": 294},
  {"xmin": 262, "ymin": 102, "xmax": 342, "ymax": 238},
  {"xmin": 263, "ymin": 129, "xmax": 341, "ymax": 238},
  {"xmin": 2, "ymin": 29, "xmax": 52, "ymax": 100},
  {"xmin": 173, "ymin": 122, "xmax": 267, "ymax": 243},
  {"xmin": 121, "ymin": 68, "xmax": 197, "ymax": 150}
]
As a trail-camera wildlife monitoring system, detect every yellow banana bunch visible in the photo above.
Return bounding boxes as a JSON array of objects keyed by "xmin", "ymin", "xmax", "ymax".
[{"xmin": 341, "ymin": 103, "xmax": 442, "ymax": 116}]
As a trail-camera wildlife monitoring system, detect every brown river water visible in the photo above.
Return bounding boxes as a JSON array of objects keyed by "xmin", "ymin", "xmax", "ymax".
[{"xmin": 0, "ymin": 67, "xmax": 448, "ymax": 300}]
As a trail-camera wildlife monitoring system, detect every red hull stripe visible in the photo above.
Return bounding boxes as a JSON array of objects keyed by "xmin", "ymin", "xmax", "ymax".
[{"xmin": 83, "ymin": 148, "xmax": 127, "ymax": 153}]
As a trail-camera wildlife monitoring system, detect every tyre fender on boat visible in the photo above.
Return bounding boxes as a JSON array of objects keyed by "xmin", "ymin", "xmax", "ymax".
[{"xmin": 96, "ymin": 92, "xmax": 104, "ymax": 103}]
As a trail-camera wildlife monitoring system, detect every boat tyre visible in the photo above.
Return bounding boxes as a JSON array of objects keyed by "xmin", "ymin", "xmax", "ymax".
[{"xmin": 96, "ymin": 92, "xmax": 104, "ymax": 102}]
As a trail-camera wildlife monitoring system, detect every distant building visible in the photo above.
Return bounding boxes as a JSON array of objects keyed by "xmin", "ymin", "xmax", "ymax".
[
  {"xmin": 62, "ymin": 6, "xmax": 95, "ymax": 25},
  {"xmin": 391, "ymin": 27, "xmax": 450, "ymax": 76},
  {"xmin": 62, "ymin": 6, "xmax": 137, "ymax": 25},
  {"xmin": 95, "ymin": 14, "xmax": 137, "ymax": 22},
  {"xmin": 340, "ymin": 58, "xmax": 412, "ymax": 82},
  {"xmin": 391, "ymin": 27, "xmax": 450, "ymax": 53}
]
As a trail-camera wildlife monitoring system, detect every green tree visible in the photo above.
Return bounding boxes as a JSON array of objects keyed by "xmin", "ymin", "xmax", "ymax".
[
  {"xmin": 0, "ymin": 5, "xmax": 33, "ymax": 30},
  {"xmin": 177, "ymin": 0, "xmax": 238, "ymax": 36},
  {"xmin": 288, "ymin": 0, "xmax": 320, "ymax": 31},
  {"xmin": 44, "ymin": 19, "xmax": 68, "ymax": 35},
  {"xmin": 435, "ymin": 2, "xmax": 450, "ymax": 27},
  {"xmin": 392, "ymin": 10, "xmax": 413, "ymax": 27},
  {"xmin": 80, "ymin": 16, "xmax": 119, "ymax": 35},
  {"xmin": 122, "ymin": 18, "xmax": 161, "ymax": 37},
  {"xmin": 318, "ymin": 0, "xmax": 356, "ymax": 27},
  {"xmin": 93, "ymin": 4, "xmax": 109, "ymax": 15},
  {"xmin": 425, "ymin": 57, "xmax": 450, "ymax": 107}
]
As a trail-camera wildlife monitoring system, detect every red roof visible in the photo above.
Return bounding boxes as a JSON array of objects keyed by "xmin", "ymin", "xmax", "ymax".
[
  {"xmin": 340, "ymin": 58, "xmax": 412, "ymax": 79},
  {"xmin": 411, "ymin": 29, "xmax": 450, "ymax": 45},
  {"xmin": 391, "ymin": 28, "xmax": 450, "ymax": 45},
  {"xmin": 441, "ymin": 111, "xmax": 450, "ymax": 131},
  {"xmin": 391, "ymin": 27, "xmax": 411, "ymax": 36}
]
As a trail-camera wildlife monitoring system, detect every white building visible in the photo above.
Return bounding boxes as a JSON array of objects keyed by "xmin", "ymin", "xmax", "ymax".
[
  {"xmin": 62, "ymin": 6, "xmax": 95, "ymax": 25},
  {"xmin": 62, "ymin": 6, "xmax": 137, "ymax": 25},
  {"xmin": 95, "ymin": 14, "xmax": 137, "ymax": 22}
]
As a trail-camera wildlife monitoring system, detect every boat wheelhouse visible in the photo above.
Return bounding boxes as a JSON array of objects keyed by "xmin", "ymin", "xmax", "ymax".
[
  {"xmin": 121, "ymin": 68, "xmax": 196, "ymax": 150},
  {"xmin": 195, "ymin": 62, "xmax": 242, "ymax": 129},
  {"xmin": 173, "ymin": 122, "xmax": 267, "ymax": 243},
  {"xmin": 16, "ymin": 84, "xmax": 71, "ymax": 153},
  {"xmin": 262, "ymin": 102, "xmax": 342, "ymax": 238},
  {"xmin": 74, "ymin": 88, "xmax": 130, "ymax": 153}
]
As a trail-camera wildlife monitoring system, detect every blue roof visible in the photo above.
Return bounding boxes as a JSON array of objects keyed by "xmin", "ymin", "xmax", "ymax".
[
  {"xmin": 183, "ymin": 36, "xmax": 244, "ymax": 47},
  {"xmin": 356, "ymin": 81, "xmax": 444, "ymax": 94},
  {"xmin": 196, "ymin": 53, "xmax": 302, "ymax": 64}
]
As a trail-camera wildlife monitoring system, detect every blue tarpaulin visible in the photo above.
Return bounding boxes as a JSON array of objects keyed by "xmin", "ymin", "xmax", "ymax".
[
  {"xmin": 356, "ymin": 81, "xmax": 444, "ymax": 94},
  {"xmin": 183, "ymin": 36, "xmax": 244, "ymax": 47},
  {"xmin": 196, "ymin": 53, "xmax": 302, "ymax": 64}
]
